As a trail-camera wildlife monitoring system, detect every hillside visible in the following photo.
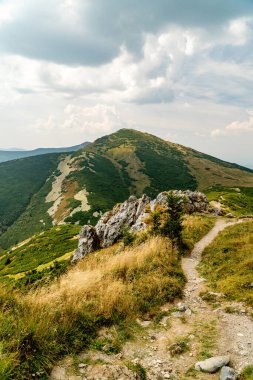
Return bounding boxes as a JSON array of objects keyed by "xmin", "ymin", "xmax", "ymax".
[
  {"xmin": 0, "ymin": 142, "xmax": 90, "ymax": 163},
  {"xmin": 0, "ymin": 224, "xmax": 80, "ymax": 288},
  {"xmin": 1, "ymin": 128, "xmax": 253, "ymax": 249}
]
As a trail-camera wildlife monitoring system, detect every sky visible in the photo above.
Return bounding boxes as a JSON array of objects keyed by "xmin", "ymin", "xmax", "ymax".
[{"xmin": 0, "ymin": 0, "xmax": 253, "ymax": 167}]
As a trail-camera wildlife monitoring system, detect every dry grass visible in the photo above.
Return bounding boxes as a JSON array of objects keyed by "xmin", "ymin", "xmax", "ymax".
[
  {"xmin": 28, "ymin": 236, "xmax": 183, "ymax": 316},
  {"xmin": 0, "ymin": 236, "xmax": 185, "ymax": 379},
  {"xmin": 107, "ymin": 145, "xmax": 150, "ymax": 196},
  {"xmin": 187, "ymin": 155, "xmax": 253, "ymax": 190}
]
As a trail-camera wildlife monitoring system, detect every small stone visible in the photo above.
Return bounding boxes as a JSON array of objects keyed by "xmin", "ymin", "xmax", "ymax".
[
  {"xmin": 220, "ymin": 366, "xmax": 237, "ymax": 380},
  {"xmin": 139, "ymin": 320, "xmax": 152, "ymax": 328},
  {"xmin": 78, "ymin": 363, "xmax": 86, "ymax": 368},
  {"xmin": 177, "ymin": 302, "xmax": 188, "ymax": 312},
  {"xmin": 160, "ymin": 316, "xmax": 169, "ymax": 326},
  {"xmin": 195, "ymin": 356, "xmax": 230, "ymax": 373},
  {"xmin": 171, "ymin": 311, "xmax": 182, "ymax": 318}
]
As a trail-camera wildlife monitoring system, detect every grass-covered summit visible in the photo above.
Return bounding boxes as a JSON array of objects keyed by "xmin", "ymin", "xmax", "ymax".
[{"xmin": 1, "ymin": 128, "xmax": 253, "ymax": 249}]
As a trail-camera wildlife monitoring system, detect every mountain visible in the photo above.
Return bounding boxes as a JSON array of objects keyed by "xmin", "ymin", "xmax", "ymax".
[
  {"xmin": 0, "ymin": 128, "xmax": 253, "ymax": 249},
  {"xmin": 0, "ymin": 142, "xmax": 90, "ymax": 163}
]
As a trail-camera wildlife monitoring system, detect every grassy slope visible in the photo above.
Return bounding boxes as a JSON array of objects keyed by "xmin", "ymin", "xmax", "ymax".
[
  {"xmin": 0, "ymin": 236, "xmax": 185, "ymax": 379},
  {"xmin": 1, "ymin": 129, "xmax": 253, "ymax": 247},
  {"xmin": 182, "ymin": 215, "xmax": 216, "ymax": 252},
  {"xmin": 206, "ymin": 186, "xmax": 253, "ymax": 216},
  {"xmin": 66, "ymin": 129, "xmax": 253, "ymax": 225},
  {"xmin": 92, "ymin": 129, "xmax": 197, "ymax": 196},
  {"xmin": 0, "ymin": 179, "xmax": 54, "ymax": 249},
  {"xmin": 0, "ymin": 225, "xmax": 80, "ymax": 284},
  {"xmin": 0, "ymin": 154, "xmax": 61, "ymax": 230},
  {"xmin": 65, "ymin": 152, "xmax": 130, "ymax": 225},
  {"xmin": 200, "ymin": 220, "xmax": 253, "ymax": 306},
  {"xmin": 65, "ymin": 129, "xmax": 197, "ymax": 225},
  {"xmin": 0, "ymin": 154, "xmax": 63, "ymax": 249},
  {"xmin": 0, "ymin": 214, "xmax": 217, "ymax": 379},
  {"xmin": 180, "ymin": 146, "xmax": 253, "ymax": 191}
]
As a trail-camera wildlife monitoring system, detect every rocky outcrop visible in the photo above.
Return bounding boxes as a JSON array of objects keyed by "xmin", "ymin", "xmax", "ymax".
[
  {"xmin": 73, "ymin": 225, "xmax": 100, "ymax": 260},
  {"xmin": 72, "ymin": 190, "xmax": 212, "ymax": 261},
  {"xmin": 152, "ymin": 190, "xmax": 210, "ymax": 214},
  {"xmin": 96, "ymin": 194, "xmax": 151, "ymax": 247}
]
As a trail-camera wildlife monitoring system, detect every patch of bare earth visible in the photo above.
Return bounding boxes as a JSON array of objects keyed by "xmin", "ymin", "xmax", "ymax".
[{"xmin": 46, "ymin": 155, "xmax": 90, "ymax": 224}]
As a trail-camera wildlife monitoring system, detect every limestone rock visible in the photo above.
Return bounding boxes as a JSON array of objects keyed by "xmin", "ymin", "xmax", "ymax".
[
  {"xmin": 195, "ymin": 356, "xmax": 230, "ymax": 373},
  {"xmin": 95, "ymin": 194, "xmax": 150, "ymax": 247},
  {"xmin": 73, "ymin": 190, "xmax": 212, "ymax": 261},
  {"xmin": 72, "ymin": 225, "xmax": 100, "ymax": 261},
  {"xmin": 220, "ymin": 366, "xmax": 237, "ymax": 380},
  {"xmin": 150, "ymin": 190, "xmax": 210, "ymax": 214}
]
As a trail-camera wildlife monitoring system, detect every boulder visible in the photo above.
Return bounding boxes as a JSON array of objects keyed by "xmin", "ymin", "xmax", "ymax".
[
  {"xmin": 220, "ymin": 366, "xmax": 237, "ymax": 380},
  {"xmin": 72, "ymin": 225, "xmax": 100, "ymax": 261},
  {"xmin": 195, "ymin": 356, "xmax": 230, "ymax": 373}
]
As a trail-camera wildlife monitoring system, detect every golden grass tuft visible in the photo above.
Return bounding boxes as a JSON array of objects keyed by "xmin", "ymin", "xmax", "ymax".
[{"xmin": 28, "ymin": 236, "xmax": 183, "ymax": 317}]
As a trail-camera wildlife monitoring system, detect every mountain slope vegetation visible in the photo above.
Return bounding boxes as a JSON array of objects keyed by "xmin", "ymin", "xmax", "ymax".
[
  {"xmin": 0, "ymin": 154, "xmax": 62, "ymax": 236},
  {"xmin": 1, "ymin": 128, "xmax": 253, "ymax": 249}
]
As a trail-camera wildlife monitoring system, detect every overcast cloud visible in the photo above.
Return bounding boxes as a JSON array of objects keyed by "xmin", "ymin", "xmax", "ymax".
[{"xmin": 0, "ymin": 0, "xmax": 253, "ymax": 167}]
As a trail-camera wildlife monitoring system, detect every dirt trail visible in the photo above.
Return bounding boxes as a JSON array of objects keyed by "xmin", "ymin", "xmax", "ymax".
[
  {"xmin": 183, "ymin": 219, "xmax": 239, "ymax": 301},
  {"xmin": 183, "ymin": 218, "xmax": 253, "ymax": 373},
  {"xmin": 50, "ymin": 219, "xmax": 253, "ymax": 380}
]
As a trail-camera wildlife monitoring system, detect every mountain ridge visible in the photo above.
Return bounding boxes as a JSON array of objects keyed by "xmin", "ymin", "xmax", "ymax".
[
  {"xmin": 0, "ymin": 142, "xmax": 90, "ymax": 163},
  {"xmin": 0, "ymin": 128, "xmax": 253, "ymax": 249}
]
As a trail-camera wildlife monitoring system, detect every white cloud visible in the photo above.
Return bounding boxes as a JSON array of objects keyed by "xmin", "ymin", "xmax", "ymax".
[
  {"xmin": 0, "ymin": 1, "xmax": 252, "ymax": 166},
  {"xmin": 33, "ymin": 104, "xmax": 126, "ymax": 140},
  {"xmin": 211, "ymin": 109, "xmax": 253, "ymax": 137}
]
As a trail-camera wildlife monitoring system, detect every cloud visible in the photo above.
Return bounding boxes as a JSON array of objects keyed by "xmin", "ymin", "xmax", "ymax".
[
  {"xmin": 34, "ymin": 104, "xmax": 126, "ymax": 139},
  {"xmin": 211, "ymin": 109, "xmax": 253, "ymax": 137},
  {"xmin": 0, "ymin": 0, "xmax": 252, "ymax": 66}
]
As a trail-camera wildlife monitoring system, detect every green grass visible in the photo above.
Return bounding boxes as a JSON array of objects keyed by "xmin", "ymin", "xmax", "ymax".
[
  {"xmin": 182, "ymin": 215, "xmax": 215, "ymax": 252},
  {"xmin": 0, "ymin": 225, "xmax": 80, "ymax": 279},
  {"xmin": 168, "ymin": 337, "xmax": 190, "ymax": 357},
  {"xmin": 200, "ymin": 220, "xmax": 253, "ymax": 306},
  {"xmin": 93, "ymin": 129, "xmax": 197, "ymax": 197},
  {"xmin": 239, "ymin": 366, "xmax": 253, "ymax": 380},
  {"xmin": 0, "ymin": 154, "xmax": 61, "ymax": 233},
  {"xmin": 0, "ymin": 177, "xmax": 54, "ymax": 249},
  {"xmin": 205, "ymin": 186, "xmax": 253, "ymax": 216},
  {"xmin": 65, "ymin": 152, "xmax": 130, "ymax": 225}
]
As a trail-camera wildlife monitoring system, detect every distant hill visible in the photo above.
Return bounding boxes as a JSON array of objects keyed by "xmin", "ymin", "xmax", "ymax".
[
  {"xmin": 0, "ymin": 128, "xmax": 253, "ymax": 249},
  {"xmin": 0, "ymin": 142, "xmax": 90, "ymax": 163}
]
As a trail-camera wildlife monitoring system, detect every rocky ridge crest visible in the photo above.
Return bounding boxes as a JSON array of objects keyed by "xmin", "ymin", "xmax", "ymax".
[{"xmin": 73, "ymin": 190, "xmax": 215, "ymax": 261}]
